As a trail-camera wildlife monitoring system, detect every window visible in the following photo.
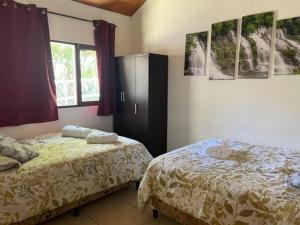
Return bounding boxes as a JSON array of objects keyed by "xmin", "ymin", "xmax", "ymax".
[
  {"xmin": 79, "ymin": 47, "xmax": 100, "ymax": 102},
  {"xmin": 50, "ymin": 41, "xmax": 99, "ymax": 107},
  {"xmin": 51, "ymin": 42, "xmax": 77, "ymax": 107}
]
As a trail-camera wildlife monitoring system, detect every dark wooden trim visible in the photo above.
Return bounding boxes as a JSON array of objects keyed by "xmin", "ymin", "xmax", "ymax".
[
  {"xmin": 58, "ymin": 103, "xmax": 98, "ymax": 109},
  {"xmin": 50, "ymin": 41, "xmax": 99, "ymax": 108},
  {"xmin": 78, "ymin": 44, "xmax": 96, "ymax": 51},
  {"xmin": 72, "ymin": 0, "xmax": 146, "ymax": 17},
  {"xmin": 79, "ymin": 101, "xmax": 99, "ymax": 107},
  {"xmin": 75, "ymin": 43, "xmax": 83, "ymax": 106},
  {"xmin": 50, "ymin": 40, "xmax": 77, "ymax": 46},
  {"xmin": 58, "ymin": 105, "xmax": 79, "ymax": 109}
]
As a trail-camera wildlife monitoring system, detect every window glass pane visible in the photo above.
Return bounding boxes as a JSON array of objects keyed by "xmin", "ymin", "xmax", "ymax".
[
  {"xmin": 80, "ymin": 49, "xmax": 100, "ymax": 102},
  {"xmin": 51, "ymin": 42, "xmax": 77, "ymax": 107}
]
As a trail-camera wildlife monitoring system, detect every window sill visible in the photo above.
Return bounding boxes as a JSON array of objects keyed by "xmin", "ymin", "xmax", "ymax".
[{"xmin": 58, "ymin": 102, "xmax": 98, "ymax": 109}]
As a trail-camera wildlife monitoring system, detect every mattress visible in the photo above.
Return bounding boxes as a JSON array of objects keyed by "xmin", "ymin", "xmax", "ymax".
[
  {"xmin": 138, "ymin": 139, "xmax": 300, "ymax": 225},
  {"xmin": 0, "ymin": 133, "xmax": 153, "ymax": 225}
]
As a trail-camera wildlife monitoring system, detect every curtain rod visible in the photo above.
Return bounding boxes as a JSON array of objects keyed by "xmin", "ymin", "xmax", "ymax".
[
  {"xmin": 48, "ymin": 11, "xmax": 93, "ymax": 23},
  {"xmin": 47, "ymin": 11, "xmax": 117, "ymax": 27}
]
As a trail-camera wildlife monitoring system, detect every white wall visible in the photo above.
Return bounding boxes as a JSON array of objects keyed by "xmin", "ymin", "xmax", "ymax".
[
  {"xmin": 0, "ymin": 0, "xmax": 132, "ymax": 139},
  {"xmin": 3, "ymin": 0, "xmax": 300, "ymax": 150},
  {"xmin": 131, "ymin": 0, "xmax": 300, "ymax": 151}
]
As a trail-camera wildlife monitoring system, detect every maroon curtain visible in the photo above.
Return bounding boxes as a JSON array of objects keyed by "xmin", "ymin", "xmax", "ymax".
[
  {"xmin": 0, "ymin": 0, "xmax": 58, "ymax": 127},
  {"xmin": 94, "ymin": 20, "xmax": 116, "ymax": 116}
]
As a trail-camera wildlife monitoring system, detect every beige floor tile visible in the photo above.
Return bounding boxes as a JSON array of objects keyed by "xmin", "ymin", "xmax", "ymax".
[
  {"xmin": 39, "ymin": 183, "xmax": 178, "ymax": 225},
  {"xmin": 85, "ymin": 202, "xmax": 152, "ymax": 225},
  {"xmin": 141, "ymin": 205, "xmax": 181, "ymax": 225},
  {"xmin": 81, "ymin": 192, "xmax": 123, "ymax": 216},
  {"xmin": 41, "ymin": 212, "xmax": 97, "ymax": 225},
  {"xmin": 113, "ymin": 183, "xmax": 139, "ymax": 208},
  {"xmin": 144, "ymin": 213, "xmax": 182, "ymax": 225}
]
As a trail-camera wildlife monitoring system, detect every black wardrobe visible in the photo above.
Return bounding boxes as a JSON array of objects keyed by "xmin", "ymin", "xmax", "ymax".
[{"xmin": 114, "ymin": 53, "xmax": 168, "ymax": 157}]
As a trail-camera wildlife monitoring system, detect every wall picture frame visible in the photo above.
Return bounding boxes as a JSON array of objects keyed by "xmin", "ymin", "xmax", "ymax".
[
  {"xmin": 274, "ymin": 16, "xmax": 300, "ymax": 75},
  {"xmin": 238, "ymin": 12, "xmax": 274, "ymax": 79},
  {"xmin": 210, "ymin": 19, "xmax": 238, "ymax": 80},
  {"xmin": 184, "ymin": 32, "xmax": 208, "ymax": 76}
]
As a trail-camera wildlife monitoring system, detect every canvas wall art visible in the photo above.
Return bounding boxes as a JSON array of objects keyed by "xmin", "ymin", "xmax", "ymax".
[
  {"xmin": 238, "ymin": 12, "xmax": 274, "ymax": 78},
  {"xmin": 274, "ymin": 17, "xmax": 300, "ymax": 75},
  {"xmin": 184, "ymin": 32, "xmax": 208, "ymax": 76},
  {"xmin": 210, "ymin": 19, "xmax": 238, "ymax": 80}
]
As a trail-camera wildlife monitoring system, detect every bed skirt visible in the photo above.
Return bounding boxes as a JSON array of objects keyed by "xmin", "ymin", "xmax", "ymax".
[
  {"xmin": 12, "ymin": 182, "xmax": 130, "ymax": 225},
  {"xmin": 152, "ymin": 197, "xmax": 209, "ymax": 225}
]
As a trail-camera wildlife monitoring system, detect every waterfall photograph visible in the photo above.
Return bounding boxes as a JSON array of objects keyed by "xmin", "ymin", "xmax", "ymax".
[
  {"xmin": 238, "ymin": 12, "xmax": 274, "ymax": 78},
  {"xmin": 210, "ymin": 19, "xmax": 237, "ymax": 80},
  {"xmin": 184, "ymin": 32, "xmax": 208, "ymax": 76},
  {"xmin": 274, "ymin": 16, "xmax": 300, "ymax": 75}
]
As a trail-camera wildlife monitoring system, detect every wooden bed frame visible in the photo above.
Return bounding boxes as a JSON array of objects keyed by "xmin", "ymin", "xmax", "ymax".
[
  {"xmin": 12, "ymin": 181, "xmax": 139, "ymax": 225},
  {"xmin": 152, "ymin": 197, "xmax": 209, "ymax": 225}
]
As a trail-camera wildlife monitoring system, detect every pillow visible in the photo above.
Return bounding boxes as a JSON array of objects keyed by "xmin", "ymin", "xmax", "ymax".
[
  {"xmin": 61, "ymin": 125, "xmax": 93, "ymax": 139},
  {"xmin": 0, "ymin": 133, "xmax": 39, "ymax": 163},
  {"xmin": 86, "ymin": 131, "xmax": 118, "ymax": 144},
  {"xmin": 0, "ymin": 155, "xmax": 20, "ymax": 172}
]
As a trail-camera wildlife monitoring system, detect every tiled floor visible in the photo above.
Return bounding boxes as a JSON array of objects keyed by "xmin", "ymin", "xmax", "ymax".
[{"xmin": 42, "ymin": 183, "xmax": 181, "ymax": 225}]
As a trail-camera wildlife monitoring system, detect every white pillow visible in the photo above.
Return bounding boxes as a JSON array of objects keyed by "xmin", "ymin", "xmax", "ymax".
[{"xmin": 61, "ymin": 125, "xmax": 93, "ymax": 139}]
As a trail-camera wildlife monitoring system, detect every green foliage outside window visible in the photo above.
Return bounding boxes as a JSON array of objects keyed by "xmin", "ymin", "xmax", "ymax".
[
  {"xmin": 51, "ymin": 43, "xmax": 75, "ymax": 80},
  {"xmin": 80, "ymin": 50, "xmax": 98, "ymax": 79},
  {"xmin": 50, "ymin": 42, "xmax": 99, "ymax": 106},
  {"xmin": 80, "ymin": 50, "xmax": 99, "ymax": 102}
]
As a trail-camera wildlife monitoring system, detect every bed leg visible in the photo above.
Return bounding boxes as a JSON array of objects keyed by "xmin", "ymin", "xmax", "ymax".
[
  {"xmin": 74, "ymin": 207, "xmax": 80, "ymax": 217},
  {"xmin": 153, "ymin": 209, "xmax": 159, "ymax": 219},
  {"xmin": 135, "ymin": 181, "xmax": 140, "ymax": 190}
]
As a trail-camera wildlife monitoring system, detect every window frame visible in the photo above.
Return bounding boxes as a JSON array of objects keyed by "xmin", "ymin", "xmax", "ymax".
[{"xmin": 51, "ymin": 40, "xmax": 99, "ymax": 108}]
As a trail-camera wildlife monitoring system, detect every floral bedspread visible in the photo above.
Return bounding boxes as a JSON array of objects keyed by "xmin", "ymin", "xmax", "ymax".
[
  {"xmin": 0, "ymin": 133, "xmax": 152, "ymax": 225},
  {"xmin": 138, "ymin": 139, "xmax": 300, "ymax": 225}
]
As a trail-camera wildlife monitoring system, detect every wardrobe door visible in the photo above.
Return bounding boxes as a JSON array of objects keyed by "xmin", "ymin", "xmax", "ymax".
[
  {"xmin": 148, "ymin": 54, "xmax": 168, "ymax": 157},
  {"xmin": 134, "ymin": 55, "xmax": 149, "ymax": 146},
  {"xmin": 114, "ymin": 56, "xmax": 136, "ymax": 137},
  {"xmin": 114, "ymin": 57, "xmax": 126, "ymax": 135}
]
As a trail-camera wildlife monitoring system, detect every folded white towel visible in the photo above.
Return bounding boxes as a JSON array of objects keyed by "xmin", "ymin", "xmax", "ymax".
[
  {"xmin": 86, "ymin": 131, "xmax": 118, "ymax": 144},
  {"xmin": 206, "ymin": 140, "xmax": 232, "ymax": 159},
  {"xmin": 62, "ymin": 125, "xmax": 92, "ymax": 139}
]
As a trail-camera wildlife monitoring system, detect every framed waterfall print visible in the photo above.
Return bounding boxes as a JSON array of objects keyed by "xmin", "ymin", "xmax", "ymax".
[
  {"xmin": 274, "ymin": 16, "xmax": 300, "ymax": 75},
  {"xmin": 184, "ymin": 32, "xmax": 208, "ymax": 76},
  {"xmin": 210, "ymin": 19, "xmax": 238, "ymax": 80},
  {"xmin": 238, "ymin": 12, "xmax": 274, "ymax": 78}
]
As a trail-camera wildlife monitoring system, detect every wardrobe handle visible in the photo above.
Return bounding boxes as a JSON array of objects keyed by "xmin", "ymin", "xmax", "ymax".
[
  {"xmin": 120, "ymin": 92, "xmax": 123, "ymax": 102},
  {"xmin": 134, "ymin": 103, "xmax": 138, "ymax": 115}
]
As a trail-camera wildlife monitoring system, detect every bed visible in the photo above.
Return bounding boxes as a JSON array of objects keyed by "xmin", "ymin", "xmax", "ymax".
[
  {"xmin": 0, "ymin": 133, "xmax": 153, "ymax": 225},
  {"xmin": 138, "ymin": 139, "xmax": 300, "ymax": 225}
]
